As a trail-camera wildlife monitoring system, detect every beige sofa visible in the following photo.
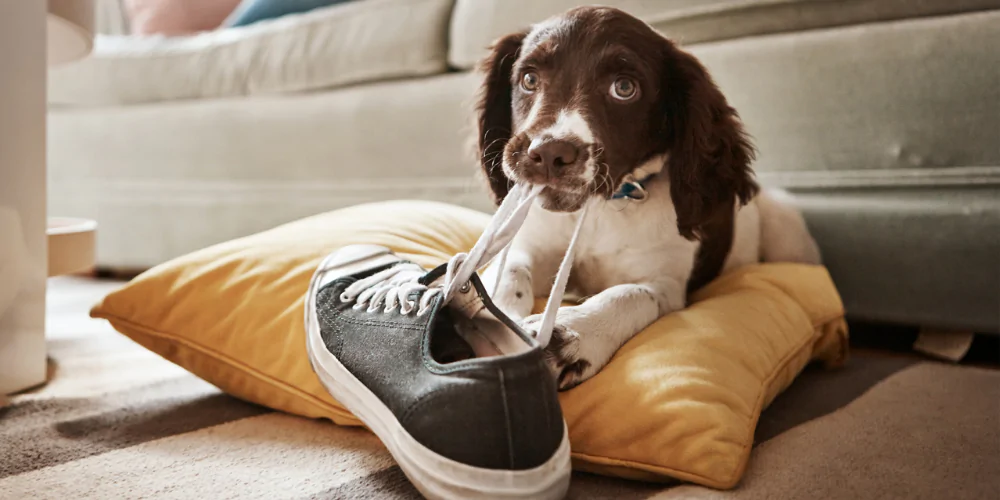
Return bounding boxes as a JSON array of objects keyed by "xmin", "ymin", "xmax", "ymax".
[{"xmin": 48, "ymin": 0, "xmax": 1000, "ymax": 332}]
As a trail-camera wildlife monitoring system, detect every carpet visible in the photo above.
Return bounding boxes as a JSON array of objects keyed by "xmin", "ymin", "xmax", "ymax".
[{"xmin": 1, "ymin": 277, "xmax": 998, "ymax": 499}]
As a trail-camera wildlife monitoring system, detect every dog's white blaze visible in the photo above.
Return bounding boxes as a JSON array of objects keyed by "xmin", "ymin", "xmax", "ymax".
[
  {"xmin": 533, "ymin": 109, "xmax": 597, "ymax": 182},
  {"xmin": 543, "ymin": 109, "xmax": 595, "ymax": 144}
]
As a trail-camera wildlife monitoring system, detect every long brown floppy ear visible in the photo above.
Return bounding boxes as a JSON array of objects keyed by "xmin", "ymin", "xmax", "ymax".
[
  {"xmin": 660, "ymin": 46, "xmax": 759, "ymax": 240},
  {"xmin": 475, "ymin": 31, "xmax": 527, "ymax": 205}
]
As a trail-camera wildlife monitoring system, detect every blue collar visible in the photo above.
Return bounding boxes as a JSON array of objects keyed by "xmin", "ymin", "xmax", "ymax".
[{"xmin": 610, "ymin": 173, "xmax": 655, "ymax": 201}]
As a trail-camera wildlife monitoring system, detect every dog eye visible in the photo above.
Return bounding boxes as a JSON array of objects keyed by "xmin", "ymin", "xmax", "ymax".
[
  {"xmin": 610, "ymin": 77, "xmax": 638, "ymax": 101},
  {"xmin": 521, "ymin": 72, "xmax": 540, "ymax": 92}
]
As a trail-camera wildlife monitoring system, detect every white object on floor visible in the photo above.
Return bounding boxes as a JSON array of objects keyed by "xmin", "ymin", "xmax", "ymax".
[{"xmin": 913, "ymin": 329, "xmax": 975, "ymax": 362}]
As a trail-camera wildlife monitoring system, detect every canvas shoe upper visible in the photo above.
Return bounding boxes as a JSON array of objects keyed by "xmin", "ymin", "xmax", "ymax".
[{"xmin": 304, "ymin": 244, "xmax": 571, "ymax": 500}]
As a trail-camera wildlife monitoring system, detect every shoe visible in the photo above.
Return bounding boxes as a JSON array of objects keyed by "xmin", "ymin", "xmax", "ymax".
[{"xmin": 304, "ymin": 244, "xmax": 571, "ymax": 500}]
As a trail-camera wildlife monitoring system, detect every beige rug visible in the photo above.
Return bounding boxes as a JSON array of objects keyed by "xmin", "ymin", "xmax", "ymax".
[{"xmin": 1, "ymin": 277, "xmax": 998, "ymax": 499}]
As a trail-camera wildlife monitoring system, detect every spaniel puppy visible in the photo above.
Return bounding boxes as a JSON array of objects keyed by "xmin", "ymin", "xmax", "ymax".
[{"xmin": 477, "ymin": 6, "xmax": 821, "ymax": 390}]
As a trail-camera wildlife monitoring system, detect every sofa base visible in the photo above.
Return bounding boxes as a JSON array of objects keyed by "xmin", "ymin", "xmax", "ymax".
[{"xmin": 791, "ymin": 186, "xmax": 999, "ymax": 333}]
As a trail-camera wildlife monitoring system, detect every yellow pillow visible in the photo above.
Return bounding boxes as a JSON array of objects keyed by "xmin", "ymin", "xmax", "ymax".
[{"xmin": 91, "ymin": 200, "xmax": 847, "ymax": 489}]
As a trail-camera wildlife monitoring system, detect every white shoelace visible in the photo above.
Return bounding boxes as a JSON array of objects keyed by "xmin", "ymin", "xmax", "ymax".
[{"xmin": 339, "ymin": 183, "xmax": 589, "ymax": 348}]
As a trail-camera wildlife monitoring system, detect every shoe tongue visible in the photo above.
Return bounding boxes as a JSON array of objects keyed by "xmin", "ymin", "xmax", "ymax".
[{"xmin": 448, "ymin": 276, "xmax": 486, "ymax": 320}]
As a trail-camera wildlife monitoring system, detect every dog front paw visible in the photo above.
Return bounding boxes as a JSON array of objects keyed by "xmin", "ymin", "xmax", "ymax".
[{"xmin": 521, "ymin": 314, "xmax": 593, "ymax": 390}]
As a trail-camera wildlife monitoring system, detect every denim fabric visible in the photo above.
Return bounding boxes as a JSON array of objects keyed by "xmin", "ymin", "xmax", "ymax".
[{"xmin": 226, "ymin": 0, "xmax": 354, "ymax": 27}]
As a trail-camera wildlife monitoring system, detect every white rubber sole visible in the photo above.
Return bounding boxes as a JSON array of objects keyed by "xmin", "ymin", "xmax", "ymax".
[{"xmin": 305, "ymin": 251, "xmax": 572, "ymax": 500}]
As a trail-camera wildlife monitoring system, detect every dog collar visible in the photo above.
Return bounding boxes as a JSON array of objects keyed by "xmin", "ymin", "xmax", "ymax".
[{"xmin": 610, "ymin": 172, "xmax": 655, "ymax": 202}]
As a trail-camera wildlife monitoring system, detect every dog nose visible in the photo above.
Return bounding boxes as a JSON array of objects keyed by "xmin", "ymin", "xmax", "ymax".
[{"xmin": 527, "ymin": 138, "xmax": 580, "ymax": 170}]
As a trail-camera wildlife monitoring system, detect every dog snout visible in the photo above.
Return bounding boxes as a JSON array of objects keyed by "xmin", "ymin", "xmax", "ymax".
[{"xmin": 527, "ymin": 137, "xmax": 581, "ymax": 172}]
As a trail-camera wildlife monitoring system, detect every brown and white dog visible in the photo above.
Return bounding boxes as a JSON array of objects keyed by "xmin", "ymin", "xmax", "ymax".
[{"xmin": 477, "ymin": 6, "xmax": 821, "ymax": 390}]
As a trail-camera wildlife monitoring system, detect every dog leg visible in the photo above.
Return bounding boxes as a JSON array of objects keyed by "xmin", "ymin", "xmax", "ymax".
[{"xmin": 522, "ymin": 281, "xmax": 681, "ymax": 390}]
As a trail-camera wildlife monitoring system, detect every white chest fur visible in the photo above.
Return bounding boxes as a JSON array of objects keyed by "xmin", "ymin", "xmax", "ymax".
[{"xmin": 509, "ymin": 179, "xmax": 699, "ymax": 301}]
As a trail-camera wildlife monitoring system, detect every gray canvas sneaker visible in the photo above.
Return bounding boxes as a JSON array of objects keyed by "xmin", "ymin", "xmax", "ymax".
[{"xmin": 304, "ymin": 244, "xmax": 571, "ymax": 500}]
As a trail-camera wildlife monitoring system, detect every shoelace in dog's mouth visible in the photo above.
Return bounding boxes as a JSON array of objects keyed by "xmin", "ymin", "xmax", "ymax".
[{"xmin": 337, "ymin": 183, "xmax": 589, "ymax": 348}]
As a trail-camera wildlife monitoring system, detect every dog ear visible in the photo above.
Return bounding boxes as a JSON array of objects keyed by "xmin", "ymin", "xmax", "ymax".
[
  {"xmin": 659, "ymin": 46, "xmax": 759, "ymax": 240},
  {"xmin": 475, "ymin": 31, "xmax": 527, "ymax": 205}
]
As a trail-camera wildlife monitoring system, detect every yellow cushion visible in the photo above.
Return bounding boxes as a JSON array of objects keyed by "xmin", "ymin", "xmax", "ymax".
[{"xmin": 91, "ymin": 200, "xmax": 848, "ymax": 489}]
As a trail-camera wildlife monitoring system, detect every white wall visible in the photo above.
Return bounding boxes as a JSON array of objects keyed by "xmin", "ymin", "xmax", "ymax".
[{"xmin": 0, "ymin": 2, "xmax": 48, "ymax": 394}]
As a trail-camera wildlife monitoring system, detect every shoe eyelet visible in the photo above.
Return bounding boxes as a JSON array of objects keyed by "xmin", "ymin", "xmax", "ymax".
[
  {"xmin": 459, "ymin": 282, "xmax": 471, "ymax": 294},
  {"xmin": 339, "ymin": 293, "xmax": 353, "ymax": 303}
]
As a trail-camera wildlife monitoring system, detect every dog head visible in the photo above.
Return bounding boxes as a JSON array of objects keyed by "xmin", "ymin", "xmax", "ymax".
[{"xmin": 475, "ymin": 6, "xmax": 758, "ymax": 238}]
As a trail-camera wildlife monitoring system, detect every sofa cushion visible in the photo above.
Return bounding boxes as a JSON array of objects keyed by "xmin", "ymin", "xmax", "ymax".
[
  {"xmin": 49, "ymin": 0, "xmax": 455, "ymax": 106},
  {"xmin": 448, "ymin": 0, "xmax": 1000, "ymax": 69},
  {"xmin": 689, "ymin": 10, "xmax": 1000, "ymax": 180}
]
